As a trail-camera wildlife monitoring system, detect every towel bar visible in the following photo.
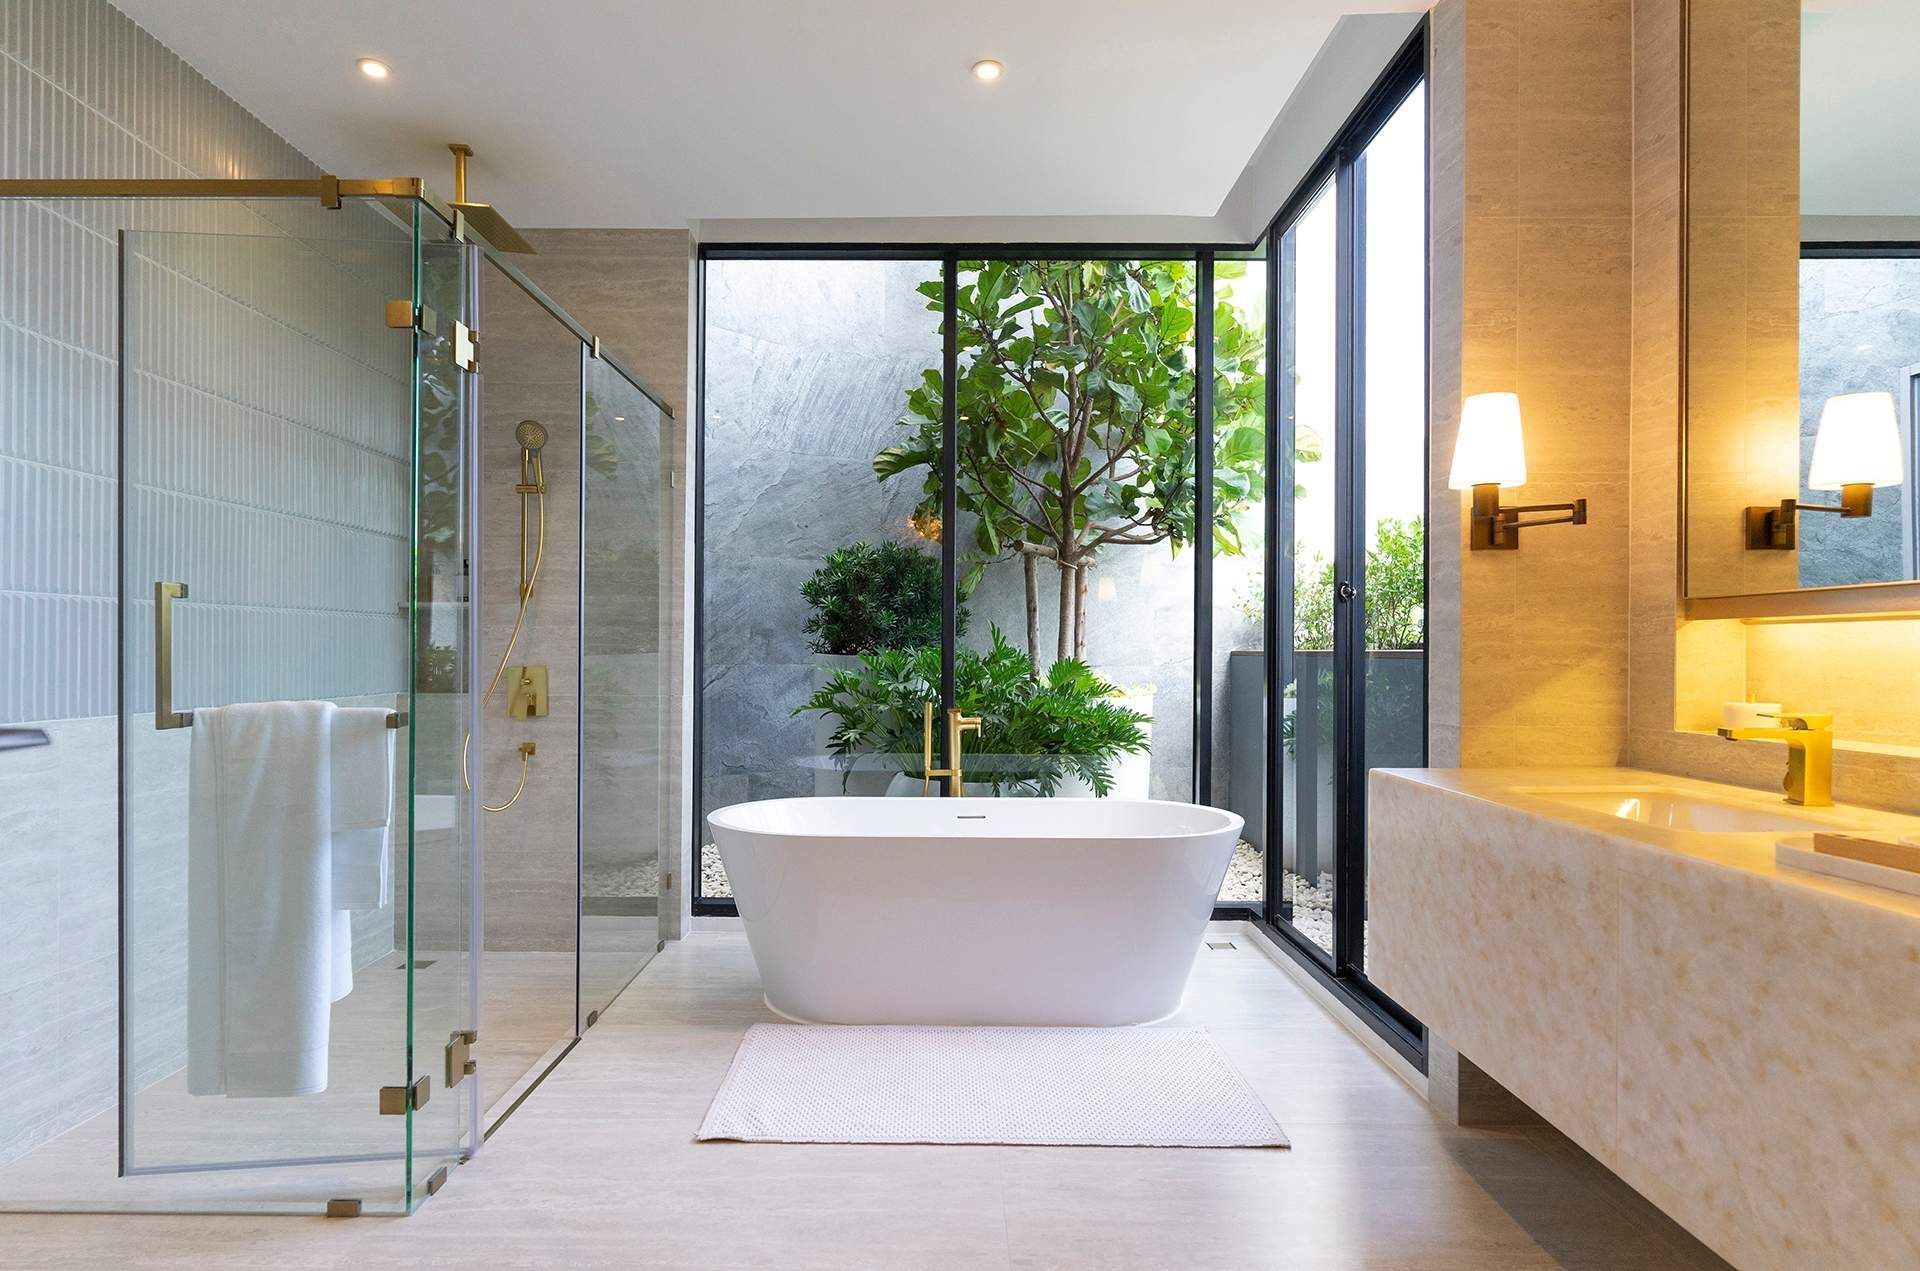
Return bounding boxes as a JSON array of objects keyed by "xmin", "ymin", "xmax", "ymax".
[{"xmin": 152, "ymin": 581, "xmax": 407, "ymax": 731}]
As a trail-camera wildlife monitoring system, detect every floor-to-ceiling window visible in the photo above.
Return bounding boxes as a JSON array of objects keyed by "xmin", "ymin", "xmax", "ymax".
[
  {"xmin": 1276, "ymin": 175, "xmax": 1341, "ymax": 955},
  {"xmin": 942, "ymin": 257, "xmax": 1198, "ymax": 807},
  {"xmin": 1259, "ymin": 46, "xmax": 1427, "ymax": 1048},
  {"xmin": 696, "ymin": 255, "xmax": 943, "ymax": 899},
  {"xmin": 1208, "ymin": 245, "xmax": 1271, "ymax": 907}
]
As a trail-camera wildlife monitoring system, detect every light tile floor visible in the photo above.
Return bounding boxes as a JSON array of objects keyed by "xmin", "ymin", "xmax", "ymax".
[{"xmin": 0, "ymin": 933, "xmax": 1730, "ymax": 1269}]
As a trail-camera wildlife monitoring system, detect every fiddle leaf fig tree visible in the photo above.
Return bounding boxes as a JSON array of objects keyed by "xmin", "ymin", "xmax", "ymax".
[{"xmin": 874, "ymin": 258, "xmax": 1300, "ymax": 664}]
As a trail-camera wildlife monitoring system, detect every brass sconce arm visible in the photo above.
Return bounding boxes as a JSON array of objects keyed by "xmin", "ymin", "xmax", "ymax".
[
  {"xmin": 1745, "ymin": 484, "xmax": 1875, "ymax": 551},
  {"xmin": 1468, "ymin": 483, "xmax": 1589, "ymax": 551},
  {"xmin": 921, "ymin": 702, "xmax": 984, "ymax": 797}
]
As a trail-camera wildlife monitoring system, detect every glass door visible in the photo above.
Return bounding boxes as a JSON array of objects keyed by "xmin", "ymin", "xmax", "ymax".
[
  {"xmin": 1276, "ymin": 178, "xmax": 1342, "ymax": 959},
  {"xmin": 118, "ymin": 215, "xmax": 473, "ymax": 1214},
  {"xmin": 1268, "ymin": 68, "xmax": 1428, "ymax": 1000},
  {"xmin": 404, "ymin": 232, "xmax": 481, "ymax": 1204},
  {"xmin": 580, "ymin": 357, "xmax": 674, "ymax": 1018}
]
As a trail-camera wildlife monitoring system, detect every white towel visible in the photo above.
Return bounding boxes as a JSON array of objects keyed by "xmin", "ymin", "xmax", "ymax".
[
  {"xmin": 330, "ymin": 706, "xmax": 395, "ymax": 911},
  {"xmin": 187, "ymin": 701, "xmax": 349, "ymax": 1097}
]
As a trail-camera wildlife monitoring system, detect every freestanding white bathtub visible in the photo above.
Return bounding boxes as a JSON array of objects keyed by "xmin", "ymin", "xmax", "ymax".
[{"xmin": 706, "ymin": 797, "xmax": 1243, "ymax": 1026}]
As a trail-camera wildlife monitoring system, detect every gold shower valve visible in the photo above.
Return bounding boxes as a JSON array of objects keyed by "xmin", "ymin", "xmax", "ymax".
[{"xmin": 505, "ymin": 665, "xmax": 549, "ymax": 719}]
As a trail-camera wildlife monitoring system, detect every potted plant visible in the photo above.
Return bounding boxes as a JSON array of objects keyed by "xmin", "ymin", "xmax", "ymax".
[
  {"xmin": 801, "ymin": 539, "xmax": 964, "ymax": 657},
  {"xmin": 795, "ymin": 627, "xmax": 1150, "ymax": 797},
  {"xmin": 797, "ymin": 541, "xmax": 969, "ymax": 794}
]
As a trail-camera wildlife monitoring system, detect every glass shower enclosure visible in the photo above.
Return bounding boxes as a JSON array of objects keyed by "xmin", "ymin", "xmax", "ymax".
[{"xmin": 0, "ymin": 181, "xmax": 672, "ymax": 1216}]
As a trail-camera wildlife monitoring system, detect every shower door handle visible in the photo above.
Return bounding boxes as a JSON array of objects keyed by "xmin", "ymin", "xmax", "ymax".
[
  {"xmin": 0, "ymin": 727, "xmax": 50, "ymax": 752},
  {"xmin": 149, "ymin": 579, "xmax": 407, "ymax": 732},
  {"xmin": 155, "ymin": 581, "xmax": 193, "ymax": 729}
]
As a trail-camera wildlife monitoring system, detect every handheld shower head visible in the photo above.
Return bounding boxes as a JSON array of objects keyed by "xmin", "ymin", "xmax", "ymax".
[{"xmin": 514, "ymin": 419, "xmax": 548, "ymax": 453}]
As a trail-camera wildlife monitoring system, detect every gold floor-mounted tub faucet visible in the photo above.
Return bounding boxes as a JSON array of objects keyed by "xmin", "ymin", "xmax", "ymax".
[
  {"xmin": 922, "ymin": 702, "xmax": 984, "ymax": 797},
  {"xmin": 1716, "ymin": 712, "xmax": 1834, "ymax": 807}
]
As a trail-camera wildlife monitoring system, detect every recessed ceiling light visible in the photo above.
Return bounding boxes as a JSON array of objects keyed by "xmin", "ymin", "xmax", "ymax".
[
  {"xmin": 356, "ymin": 58, "xmax": 391, "ymax": 80},
  {"xmin": 971, "ymin": 59, "xmax": 1004, "ymax": 83}
]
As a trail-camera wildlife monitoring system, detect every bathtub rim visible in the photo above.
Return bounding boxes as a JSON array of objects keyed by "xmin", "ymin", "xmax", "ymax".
[{"xmin": 707, "ymin": 795, "xmax": 1244, "ymax": 843}]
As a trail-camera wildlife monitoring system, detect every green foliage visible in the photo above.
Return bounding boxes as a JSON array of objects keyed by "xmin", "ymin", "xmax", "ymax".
[
  {"xmin": 794, "ymin": 627, "xmax": 1150, "ymax": 796},
  {"xmin": 1243, "ymin": 517, "xmax": 1426, "ymax": 653},
  {"xmin": 875, "ymin": 259, "xmax": 1283, "ymax": 659},
  {"xmin": 1361, "ymin": 517, "xmax": 1425, "ymax": 651},
  {"xmin": 800, "ymin": 541, "xmax": 966, "ymax": 656}
]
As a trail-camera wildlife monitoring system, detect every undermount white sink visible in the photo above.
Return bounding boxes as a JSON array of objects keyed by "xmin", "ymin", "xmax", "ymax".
[{"xmin": 1514, "ymin": 786, "xmax": 1843, "ymax": 833}]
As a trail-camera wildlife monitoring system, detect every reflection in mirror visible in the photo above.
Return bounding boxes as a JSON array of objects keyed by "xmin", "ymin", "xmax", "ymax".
[{"xmin": 1685, "ymin": 0, "xmax": 1920, "ymax": 597}]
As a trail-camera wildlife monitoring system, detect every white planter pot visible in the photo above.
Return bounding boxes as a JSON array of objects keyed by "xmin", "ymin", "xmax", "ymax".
[{"xmin": 1102, "ymin": 680, "xmax": 1154, "ymax": 801}]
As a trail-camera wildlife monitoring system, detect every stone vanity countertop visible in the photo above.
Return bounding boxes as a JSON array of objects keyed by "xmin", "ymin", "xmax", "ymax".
[{"xmin": 1374, "ymin": 766, "xmax": 1920, "ymax": 922}]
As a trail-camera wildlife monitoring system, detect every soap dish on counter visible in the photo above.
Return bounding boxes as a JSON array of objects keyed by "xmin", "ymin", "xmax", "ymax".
[{"xmin": 1776, "ymin": 835, "xmax": 1920, "ymax": 899}]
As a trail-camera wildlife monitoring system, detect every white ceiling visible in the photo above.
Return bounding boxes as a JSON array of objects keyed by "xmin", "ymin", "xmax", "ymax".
[{"xmin": 113, "ymin": 0, "xmax": 1427, "ymax": 229}]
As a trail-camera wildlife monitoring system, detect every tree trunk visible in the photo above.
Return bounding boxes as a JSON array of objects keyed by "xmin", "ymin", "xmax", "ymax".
[
  {"xmin": 1055, "ymin": 560, "xmax": 1074, "ymax": 666},
  {"xmin": 1022, "ymin": 551, "xmax": 1040, "ymax": 662},
  {"xmin": 1073, "ymin": 562, "xmax": 1089, "ymax": 661}
]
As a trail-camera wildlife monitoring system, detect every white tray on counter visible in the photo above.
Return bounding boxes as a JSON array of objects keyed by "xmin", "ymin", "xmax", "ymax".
[{"xmin": 1776, "ymin": 838, "xmax": 1920, "ymax": 899}]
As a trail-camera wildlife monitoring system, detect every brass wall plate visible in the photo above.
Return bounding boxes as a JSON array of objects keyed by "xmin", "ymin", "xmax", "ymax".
[
  {"xmin": 506, "ymin": 664, "xmax": 549, "ymax": 719},
  {"xmin": 1746, "ymin": 500, "xmax": 1796, "ymax": 550}
]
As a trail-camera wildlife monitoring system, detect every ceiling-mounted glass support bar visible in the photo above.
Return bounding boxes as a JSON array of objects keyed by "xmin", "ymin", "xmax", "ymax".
[{"xmin": 0, "ymin": 176, "xmax": 673, "ymax": 421}]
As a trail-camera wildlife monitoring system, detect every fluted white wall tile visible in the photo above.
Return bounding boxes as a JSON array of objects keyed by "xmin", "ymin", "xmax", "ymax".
[{"xmin": 0, "ymin": 0, "xmax": 414, "ymax": 1172}]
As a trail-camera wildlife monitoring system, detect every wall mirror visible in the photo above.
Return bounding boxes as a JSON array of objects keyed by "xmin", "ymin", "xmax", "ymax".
[{"xmin": 1684, "ymin": 0, "xmax": 1920, "ymax": 607}]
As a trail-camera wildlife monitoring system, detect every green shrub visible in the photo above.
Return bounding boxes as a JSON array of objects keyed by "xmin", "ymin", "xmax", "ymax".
[
  {"xmin": 794, "ymin": 627, "xmax": 1149, "ymax": 796},
  {"xmin": 800, "ymin": 540, "xmax": 967, "ymax": 656}
]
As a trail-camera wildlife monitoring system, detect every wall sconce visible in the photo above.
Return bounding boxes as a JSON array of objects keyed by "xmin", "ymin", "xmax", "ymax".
[
  {"xmin": 1746, "ymin": 391, "xmax": 1904, "ymax": 550},
  {"xmin": 1448, "ymin": 392, "xmax": 1588, "ymax": 551}
]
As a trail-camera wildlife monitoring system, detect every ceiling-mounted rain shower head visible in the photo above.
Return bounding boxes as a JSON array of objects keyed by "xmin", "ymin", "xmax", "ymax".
[
  {"xmin": 515, "ymin": 419, "xmax": 549, "ymax": 453},
  {"xmin": 447, "ymin": 142, "xmax": 536, "ymax": 254}
]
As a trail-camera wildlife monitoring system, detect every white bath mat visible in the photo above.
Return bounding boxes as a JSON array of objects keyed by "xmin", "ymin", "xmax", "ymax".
[{"xmin": 697, "ymin": 1023, "xmax": 1289, "ymax": 1148}]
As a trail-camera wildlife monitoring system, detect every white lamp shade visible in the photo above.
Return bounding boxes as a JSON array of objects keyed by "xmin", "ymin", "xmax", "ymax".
[
  {"xmin": 1449, "ymin": 392, "xmax": 1528, "ymax": 490},
  {"xmin": 1808, "ymin": 391, "xmax": 1904, "ymax": 490}
]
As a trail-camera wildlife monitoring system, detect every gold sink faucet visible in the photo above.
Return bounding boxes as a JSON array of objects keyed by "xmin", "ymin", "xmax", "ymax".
[
  {"xmin": 1716, "ymin": 712, "xmax": 1834, "ymax": 807},
  {"xmin": 922, "ymin": 702, "xmax": 984, "ymax": 797}
]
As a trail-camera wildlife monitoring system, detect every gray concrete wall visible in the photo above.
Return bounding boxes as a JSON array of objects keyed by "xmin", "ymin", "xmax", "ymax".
[{"xmin": 1798, "ymin": 256, "xmax": 1920, "ymax": 587}]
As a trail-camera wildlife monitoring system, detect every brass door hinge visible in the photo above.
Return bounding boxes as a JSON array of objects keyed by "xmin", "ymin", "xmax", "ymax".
[
  {"xmin": 379, "ymin": 1075, "xmax": 431, "ymax": 1115},
  {"xmin": 385, "ymin": 300, "xmax": 439, "ymax": 336},
  {"xmin": 424, "ymin": 1165, "xmax": 450, "ymax": 1198},
  {"xmin": 446, "ymin": 1029, "xmax": 477, "ymax": 1089},
  {"xmin": 451, "ymin": 320, "xmax": 478, "ymax": 373},
  {"xmin": 326, "ymin": 1198, "xmax": 362, "ymax": 1218}
]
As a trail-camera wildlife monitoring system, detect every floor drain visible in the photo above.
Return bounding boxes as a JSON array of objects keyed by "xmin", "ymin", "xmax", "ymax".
[
  {"xmin": 1206, "ymin": 941, "xmax": 1236, "ymax": 951},
  {"xmin": 396, "ymin": 959, "xmax": 437, "ymax": 970}
]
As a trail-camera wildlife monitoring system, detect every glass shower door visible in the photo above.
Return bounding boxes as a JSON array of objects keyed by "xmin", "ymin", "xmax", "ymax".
[
  {"xmin": 118, "ymin": 218, "xmax": 475, "ymax": 1213},
  {"xmin": 404, "ymin": 233, "xmax": 481, "ymax": 1203},
  {"xmin": 580, "ymin": 358, "xmax": 672, "ymax": 1018}
]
